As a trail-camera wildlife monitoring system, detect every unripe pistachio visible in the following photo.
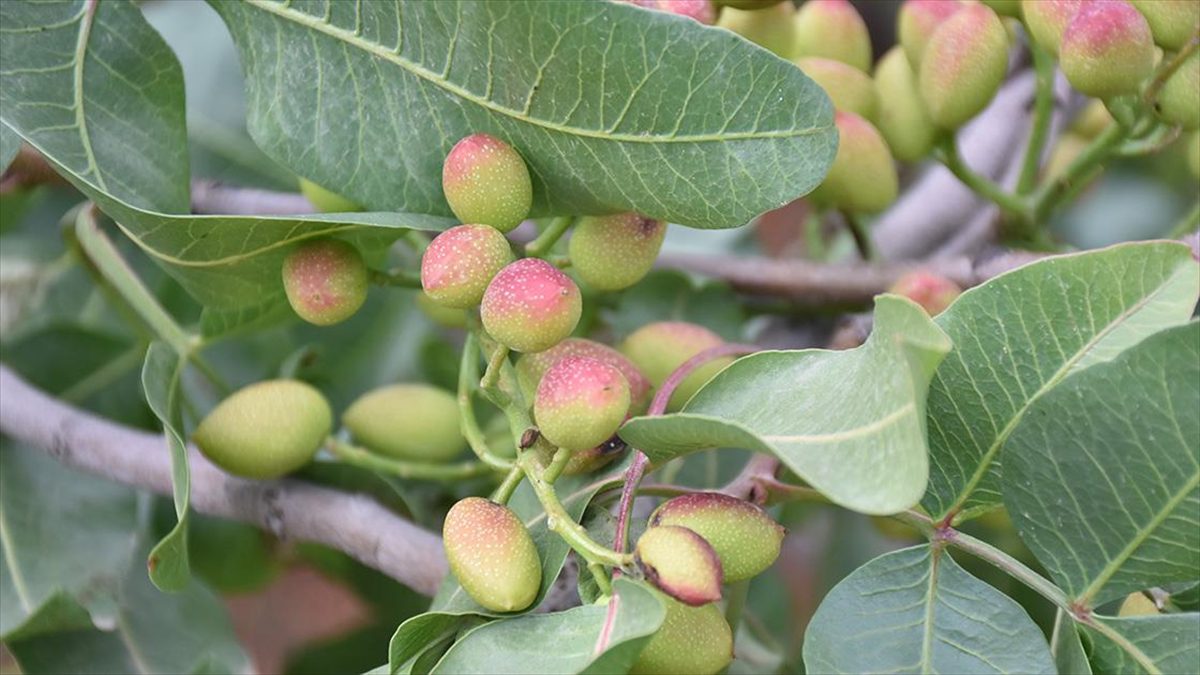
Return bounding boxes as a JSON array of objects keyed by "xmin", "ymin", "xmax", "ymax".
[
  {"xmin": 635, "ymin": 526, "xmax": 723, "ymax": 606},
  {"xmin": 1071, "ymin": 99, "xmax": 1115, "ymax": 139},
  {"xmin": 633, "ymin": 0, "xmax": 716, "ymax": 23},
  {"xmin": 1129, "ymin": 0, "xmax": 1200, "ymax": 50},
  {"xmin": 516, "ymin": 337, "xmax": 652, "ymax": 411},
  {"xmin": 1157, "ymin": 51, "xmax": 1200, "ymax": 130},
  {"xmin": 299, "ymin": 178, "xmax": 361, "ymax": 213},
  {"xmin": 716, "ymin": 2, "xmax": 798, "ymax": 58},
  {"xmin": 282, "ymin": 239, "xmax": 368, "ymax": 326},
  {"xmin": 416, "ymin": 291, "xmax": 469, "ymax": 329},
  {"xmin": 1118, "ymin": 592, "xmax": 1160, "ymax": 617},
  {"xmin": 343, "ymin": 384, "xmax": 464, "ymax": 462},
  {"xmin": 443, "ymin": 497, "xmax": 541, "ymax": 612},
  {"xmin": 534, "ymin": 356, "xmax": 631, "ymax": 451},
  {"xmin": 795, "ymin": 57, "xmax": 880, "ymax": 122},
  {"xmin": 792, "ymin": 0, "xmax": 873, "ymax": 72},
  {"xmin": 810, "ymin": 111, "xmax": 899, "ymax": 213},
  {"xmin": 629, "ymin": 595, "xmax": 733, "ymax": 675},
  {"xmin": 650, "ymin": 492, "xmax": 785, "ymax": 583},
  {"xmin": 620, "ymin": 321, "xmax": 731, "ymax": 411},
  {"xmin": 568, "ymin": 213, "xmax": 667, "ymax": 291},
  {"xmin": 873, "ymin": 46, "xmax": 937, "ymax": 161},
  {"xmin": 420, "ymin": 224, "xmax": 515, "ymax": 309},
  {"xmin": 981, "ymin": 0, "xmax": 1022, "ymax": 17},
  {"xmin": 1060, "ymin": 1, "xmax": 1156, "ymax": 99},
  {"xmin": 1188, "ymin": 132, "xmax": 1200, "ymax": 178},
  {"xmin": 1022, "ymin": 0, "xmax": 1086, "ymax": 55},
  {"xmin": 920, "ymin": 3, "xmax": 1008, "ymax": 129},
  {"xmin": 888, "ymin": 271, "xmax": 962, "ymax": 316},
  {"xmin": 481, "ymin": 258, "xmax": 582, "ymax": 353},
  {"xmin": 897, "ymin": 0, "xmax": 964, "ymax": 69},
  {"xmin": 442, "ymin": 134, "xmax": 532, "ymax": 233},
  {"xmin": 194, "ymin": 380, "xmax": 331, "ymax": 479}
]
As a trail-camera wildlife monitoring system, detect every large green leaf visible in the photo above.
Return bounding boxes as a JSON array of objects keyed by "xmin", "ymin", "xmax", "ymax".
[
  {"xmin": 803, "ymin": 545, "xmax": 1055, "ymax": 674},
  {"xmin": 1082, "ymin": 614, "xmax": 1200, "ymax": 675},
  {"xmin": 0, "ymin": 121, "xmax": 18, "ymax": 171},
  {"xmin": 620, "ymin": 295, "xmax": 951, "ymax": 515},
  {"xmin": 209, "ymin": 0, "xmax": 837, "ymax": 229},
  {"xmin": 140, "ymin": 342, "xmax": 192, "ymax": 591},
  {"xmin": 1051, "ymin": 611, "xmax": 1092, "ymax": 675},
  {"xmin": 922, "ymin": 242, "xmax": 1200, "ymax": 521},
  {"xmin": 1002, "ymin": 322, "xmax": 1200, "ymax": 607}
]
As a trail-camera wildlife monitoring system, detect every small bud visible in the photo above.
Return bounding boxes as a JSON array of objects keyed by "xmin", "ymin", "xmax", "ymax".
[
  {"xmin": 343, "ymin": 384, "xmax": 464, "ymax": 462},
  {"xmin": 1118, "ymin": 592, "xmax": 1160, "ymax": 617},
  {"xmin": 568, "ymin": 213, "xmax": 667, "ymax": 291},
  {"xmin": 443, "ymin": 497, "xmax": 542, "ymax": 612},
  {"xmin": 981, "ymin": 0, "xmax": 1022, "ymax": 17},
  {"xmin": 420, "ymin": 224, "xmax": 515, "ymax": 309},
  {"xmin": 795, "ymin": 57, "xmax": 880, "ymax": 122},
  {"xmin": 810, "ymin": 111, "xmax": 899, "ymax": 213},
  {"xmin": 919, "ymin": 3, "xmax": 1008, "ymax": 129},
  {"xmin": 629, "ymin": 595, "xmax": 733, "ymax": 675},
  {"xmin": 1022, "ymin": 0, "xmax": 1086, "ymax": 55},
  {"xmin": 194, "ymin": 380, "xmax": 331, "ymax": 479},
  {"xmin": 1071, "ymin": 99, "xmax": 1115, "ymax": 139},
  {"xmin": 635, "ymin": 526, "xmax": 723, "ymax": 606},
  {"xmin": 897, "ymin": 0, "xmax": 964, "ymax": 69},
  {"xmin": 873, "ymin": 46, "xmax": 937, "ymax": 162},
  {"xmin": 1157, "ymin": 50, "xmax": 1200, "ymax": 130},
  {"xmin": 282, "ymin": 239, "xmax": 368, "ymax": 326},
  {"xmin": 792, "ymin": 0, "xmax": 873, "ymax": 72},
  {"xmin": 888, "ymin": 271, "xmax": 962, "ymax": 316},
  {"xmin": 1060, "ymin": 1, "xmax": 1156, "ymax": 99},
  {"xmin": 716, "ymin": 2, "xmax": 798, "ymax": 58},
  {"xmin": 619, "ymin": 321, "xmax": 731, "ymax": 412},
  {"xmin": 442, "ymin": 134, "xmax": 532, "ymax": 233},
  {"xmin": 534, "ymin": 356, "xmax": 631, "ymax": 451},
  {"xmin": 299, "ymin": 178, "xmax": 361, "ymax": 213},
  {"xmin": 1129, "ymin": 0, "xmax": 1200, "ymax": 50},
  {"xmin": 516, "ymin": 337, "xmax": 652, "ymax": 411},
  {"xmin": 481, "ymin": 258, "xmax": 582, "ymax": 353},
  {"xmin": 416, "ymin": 291, "xmax": 469, "ymax": 329},
  {"xmin": 650, "ymin": 492, "xmax": 785, "ymax": 583}
]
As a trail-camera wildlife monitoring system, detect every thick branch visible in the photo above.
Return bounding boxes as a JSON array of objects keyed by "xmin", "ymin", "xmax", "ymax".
[{"xmin": 0, "ymin": 365, "xmax": 447, "ymax": 595}]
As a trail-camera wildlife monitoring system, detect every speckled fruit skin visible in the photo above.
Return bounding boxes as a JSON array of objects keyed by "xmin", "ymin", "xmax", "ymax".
[
  {"xmin": 516, "ymin": 338, "xmax": 652, "ymax": 411},
  {"xmin": 629, "ymin": 594, "xmax": 733, "ymax": 675},
  {"xmin": 919, "ymin": 2, "xmax": 1008, "ymax": 129},
  {"xmin": 1158, "ymin": 51, "xmax": 1200, "ymax": 130},
  {"xmin": 299, "ymin": 178, "xmax": 361, "ymax": 213},
  {"xmin": 874, "ymin": 47, "xmax": 937, "ymax": 162},
  {"xmin": 343, "ymin": 384, "xmax": 464, "ymax": 462},
  {"xmin": 534, "ymin": 356, "xmax": 631, "ymax": 451},
  {"xmin": 568, "ymin": 213, "xmax": 667, "ymax": 291},
  {"xmin": 194, "ymin": 380, "xmax": 331, "ymax": 479},
  {"xmin": 650, "ymin": 492, "xmax": 785, "ymax": 583},
  {"xmin": 635, "ymin": 526, "xmax": 723, "ymax": 606},
  {"xmin": 792, "ymin": 0, "xmax": 872, "ymax": 71},
  {"xmin": 619, "ymin": 321, "xmax": 731, "ymax": 412},
  {"xmin": 481, "ymin": 258, "xmax": 582, "ymax": 353},
  {"xmin": 888, "ymin": 271, "xmax": 962, "ymax": 316},
  {"xmin": 716, "ymin": 2, "xmax": 797, "ymax": 58},
  {"xmin": 442, "ymin": 134, "xmax": 532, "ymax": 233},
  {"xmin": 634, "ymin": 0, "xmax": 717, "ymax": 23},
  {"xmin": 1060, "ymin": 1, "xmax": 1155, "ymax": 99},
  {"xmin": 1118, "ymin": 592, "xmax": 1160, "ymax": 616},
  {"xmin": 810, "ymin": 111, "xmax": 898, "ymax": 213},
  {"xmin": 282, "ymin": 239, "xmax": 368, "ymax": 326},
  {"xmin": 420, "ymin": 225, "xmax": 515, "ymax": 309},
  {"xmin": 416, "ymin": 291, "xmax": 469, "ymax": 329},
  {"xmin": 443, "ymin": 497, "xmax": 542, "ymax": 612},
  {"xmin": 898, "ymin": 0, "xmax": 964, "ymax": 68},
  {"xmin": 1022, "ymin": 0, "xmax": 1085, "ymax": 55},
  {"xmin": 795, "ymin": 57, "xmax": 880, "ymax": 122},
  {"xmin": 1129, "ymin": 0, "xmax": 1200, "ymax": 50}
]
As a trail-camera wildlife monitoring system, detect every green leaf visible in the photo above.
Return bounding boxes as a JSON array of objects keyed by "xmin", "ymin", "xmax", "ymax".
[
  {"xmin": 1002, "ymin": 322, "xmax": 1200, "ymax": 606},
  {"xmin": 1171, "ymin": 583, "xmax": 1200, "ymax": 612},
  {"xmin": 620, "ymin": 295, "xmax": 951, "ymax": 514},
  {"xmin": 1082, "ymin": 614, "xmax": 1200, "ymax": 675},
  {"xmin": 1051, "ymin": 611, "xmax": 1092, "ymax": 675},
  {"xmin": 0, "ymin": 121, "xmax": 18, "ymax": 172},
  {"xmin": 140, "ymin": 342, "xmax": 192, "ymax": 591},
  {"xmin": 803, "ymin": 545, "xmax": 1055, "ymax": 674},
  {"xmin": 389, "ymin": 613, "xmax": 470, "ymax": 675},
  {"xmin": 208, "ymin": 0, "xmax": 837, "ymax": 229},
  {"xmin": 922, "ymin": 242, "xmax": 1200, "ymax": 521},
  {"xmin": 431, "ymin": 578, "xmax": 664, "ymax": 674}
]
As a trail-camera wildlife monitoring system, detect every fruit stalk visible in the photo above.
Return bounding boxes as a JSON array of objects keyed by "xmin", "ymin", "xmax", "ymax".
[
  {"xmin": 458, "ymin": 333, "xmax": 517, "ymax": 470},
  {"xmin": 524, "ymin": 215, "xmax": 574, "ymax": 257},
  {"xmin": 934, "ymin": 136, "xmax": 1030, "ymax": 220},
  {"xmin": 368, "ymin": 267, "xmax": 423, "ymax": 288},
  {"xmin": 1015, "ymin": 42, "xmax": 1058, "ymax": 196},
  {"xmin": 1141, "ymin": 29, "xmax": 1200, "ymax": 109},
  {"xmin": 1030, "ymin": 122, "xmax": 1127, "ymax": 223},
  {"xmin": 327, "ymin": 438, "xmax": 495, "ymax": 481}
]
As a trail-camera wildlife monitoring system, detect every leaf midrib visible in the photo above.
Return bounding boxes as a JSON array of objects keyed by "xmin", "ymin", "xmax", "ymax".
[{"xmin": 919, "ymin": 547, "xmax": 941, "ymax": 674}]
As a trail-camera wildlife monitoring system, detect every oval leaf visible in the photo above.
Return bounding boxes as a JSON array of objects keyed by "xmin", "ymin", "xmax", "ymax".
[{"xmin": 1082, "ymin": 614, "xmax": 1200, "ymax": 675}]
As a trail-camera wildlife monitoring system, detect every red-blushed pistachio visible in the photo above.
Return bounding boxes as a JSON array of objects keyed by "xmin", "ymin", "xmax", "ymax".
[
  {"xmin": 343, "ymin": 384, "xmax": 465, "ymax": 462},
  {"xmin": 716, "ymin": 2, "xmax": 798, "ymax": 58},
  {"xmin": 1118, "ymin": 592, "xmax": 1160, "ymax": 616},
  {"xmin": 515, "ymin": 338, "xmax": 652, "ymax": 411},
  {"xmin": 481, "ymin": 258, "xmax": 582, "ymax": 353},
  {"xmin": 420, "ymin": 224, "xmax": 515, "ymax": 309},
  {"xmin": 619, "ymin": 321, "xmax": 731, "ymax": 412},
  {"xmin": 1060, "ymin": 1, "xmax": 1156, "ymax": 99},
  {"xmin": 298, "ymin": 178, "xmax": 361, "ymax": 213},
  {"xmin": 568, "ymin": 213, "xmax": 667, "ymax": 292},
  {"xmin": 981, "ymin": 0, "xmax": 1023, "ymax": 17},
  {"xmin": 1157, "ymin": 50, "xmax": 1200, "ymax": 130},
  {"xmin": 874, "ymin": 46, "xmax": 937, "ymax": 162},
  {"xmin": 416, "ymin": 291, "xmax": 470, "ymax": 329},
  {"xmin": 650, "ymin": 492, "xmax": 785, "ymax": 582},
  {"xmin": 534, "ymin": 356, "xmax": 631, "ymax": 451},
  {"xmin": 1129, "ymin": 0, "xmax": 1200, "ymax": 50},
  {"xmin": 888, "ymin": 271, "xmax": 963, "ymax": 316},
  {"xmin": 194, "ymin": 380, "xmax": 331, "ymax": 480},
  {"xmin": 442, "ymin": 497, "xmax": 541, "ymax": 612},
  {"xmin": 793, "ymin": 0, "xmax": 873, "ymax": 72},
  {"xmin": 635, "ymin": 526, "xmax": 723, "ymax": 606},
  {"xmin": 1071, "ymin": 99, "xmax": 1115, "ymax": 139},
  {"xmin": 441, "ymin": 134, "xmax": 532, "ymax": 233},
  {"xmin": 631, "ymin": 0, "xmax": 717, "ymax": 23},
  {"xmin": 795, "ymin": 57, "xmax": 880, "ymax": 122},
  {"xmin": 810, "ymin": 111, "xmax": 898, "ymax": 213},
  {"xmin": 919, "ymin": 2, "xmax": 1008, "ymax": 129},
  {"xmin": 1022, "ymin": 0, "xmax": 1086, "ymax": 55},
  {"xmin": 897, "ymin": 0, "xmax": 964, "ymax": 69},
  {"xmin": 629, "ymin": 594, "xmax": 733, "ymax": 675},
  {"xmin": 282, "ymin": 239, "xmax": 368, "ymax": 326}
]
